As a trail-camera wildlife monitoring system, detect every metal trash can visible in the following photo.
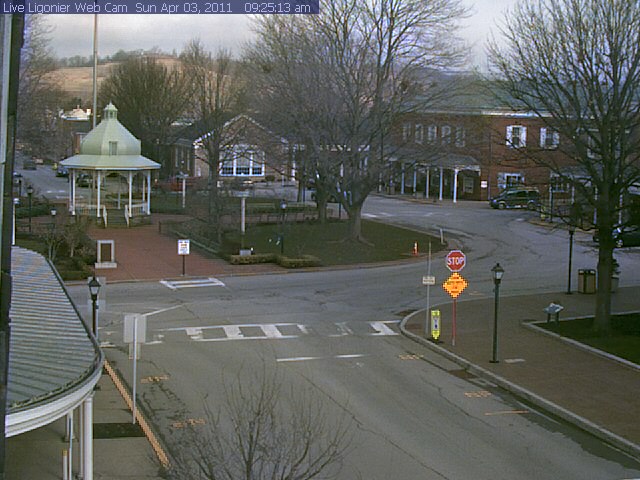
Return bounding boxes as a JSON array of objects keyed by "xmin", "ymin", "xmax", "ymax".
[{"xmin": 577, "ymin": 269, "xmax": 596, "ymax": 294}]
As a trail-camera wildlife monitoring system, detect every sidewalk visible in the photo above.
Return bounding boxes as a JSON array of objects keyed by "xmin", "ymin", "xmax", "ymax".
[
  {"xmin": 401, "ymin": 286, "xmax": 640, "ymax": 458},
  {"xmin": 90, "ymin": 214, "xmax": 283, "ymax": 283}
]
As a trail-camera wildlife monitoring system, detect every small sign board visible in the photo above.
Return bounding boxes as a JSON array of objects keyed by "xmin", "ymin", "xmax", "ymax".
[
  {"xmin": 422, "ymin": 275, "xmax": 436, "ymax": 286},
  {"xmin": 430, "ymin": 309, "xmax": 441, "ymax": 340},
  {"xmin": 442, "ymin": 272, "xmax": 468, "ymax": 299},
  {"xmin": 124, "ymin": 314, "xmax": 147, "ymax": 344},
  {"xmin": 178, "ymin": 239, "xmax": 190, "ymax": 256}
]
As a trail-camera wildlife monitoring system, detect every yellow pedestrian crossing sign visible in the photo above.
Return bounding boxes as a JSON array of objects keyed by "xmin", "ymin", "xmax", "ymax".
[{"xmin": 431, "ymin": 309, "xmax": 441, "ymax": 341}]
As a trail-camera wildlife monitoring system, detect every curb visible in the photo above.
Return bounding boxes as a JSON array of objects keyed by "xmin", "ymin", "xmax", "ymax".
[
  {"xmin": 399, "ymin": 308, "xmax": 640, "ymax": 461},
  {"xmin": 103, "ymin": 360, "xmax": 171, "ymax": 468}
]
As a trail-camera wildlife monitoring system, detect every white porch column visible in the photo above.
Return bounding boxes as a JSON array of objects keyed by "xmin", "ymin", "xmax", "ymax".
[
  {"xmin": 400, "ymin": 164, "xmax": 405, "ymax": 195},
  {"xmin": 146, "ymin": 171, "xmax": 151, "ymax": 214},
  {"xmin": 438, "ymin": 167, "xmax": 444, "ymax": 201},
  {"xmin": 82, "ymin": 394, "xmax": 94, "ymax": 480},
  {"xmin": 96, "ymin": 171, "xmax": 101, "ymax": 218},
  {"xmin": 412, "ymin": 166, "xmax": 417, "ymax": 195},
  {"xmin": 425, "ymin": 168, "xmax": 430, "ymax": 198},
  {"xmin": 128, "ymin": 171, "xmax": 133, "ymax": 218},
  {"xmin": 452, "ymin": 168, "xmax": 459, "ymax": 203}
]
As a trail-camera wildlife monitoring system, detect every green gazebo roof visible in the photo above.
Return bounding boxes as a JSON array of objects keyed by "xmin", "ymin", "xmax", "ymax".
[{"xmin": 61, "ymin": 103, "xmax": 160, "ymax": 171}]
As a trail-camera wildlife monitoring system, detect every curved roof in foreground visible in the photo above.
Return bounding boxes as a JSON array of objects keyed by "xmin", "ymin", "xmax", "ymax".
[{"xmin": 7, "ymin": 247, "xmax": 103, "ymax": 437}]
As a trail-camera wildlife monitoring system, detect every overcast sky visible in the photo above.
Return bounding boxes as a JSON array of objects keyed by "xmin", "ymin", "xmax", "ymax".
[{"xmin": 46, "ymin": 0, "xmax": 516, "ymax": 68}]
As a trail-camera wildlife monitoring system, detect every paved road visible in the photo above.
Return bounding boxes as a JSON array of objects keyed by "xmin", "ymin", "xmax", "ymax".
[
  {"xmin": 64, "ymin": 191, "xmax": 640, "ymax": 479},
  {"xmin": 72, "ymin": 275, "xmax": 640, "ymax": 480}
]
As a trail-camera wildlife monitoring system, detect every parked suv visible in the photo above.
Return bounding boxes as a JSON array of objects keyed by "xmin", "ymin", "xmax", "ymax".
[{"xmin": 490, "ymin": 187, "xmax": 540, "ymax": 210}]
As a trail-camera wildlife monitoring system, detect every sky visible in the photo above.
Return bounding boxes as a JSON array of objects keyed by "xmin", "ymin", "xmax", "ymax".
[{"xmin": 45, "ymin": 0, "xmax": 517, "ymax": 69}]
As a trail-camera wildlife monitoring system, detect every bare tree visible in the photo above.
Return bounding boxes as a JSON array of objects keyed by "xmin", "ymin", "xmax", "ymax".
[
  {"xmin": 488, "ymin": 0, "xmax": 640, "ymax": 332},
  {"xmin": 17, "ymin": 15, "xmax": 69, "ymax": 160},
  {"xmin": 98, "ymin": 56, "xmax": 190, "ymax": 170},
  {"xmin": 247, "ymin": 0, "xmax": 468, "ymax": 241},
  {"xmin": 167, "ymin": 369, "xmax": 353, "ymax": 480},
  {"xmin": 180, "ymin": 40, "xmax": 249, "ymax": 239}
]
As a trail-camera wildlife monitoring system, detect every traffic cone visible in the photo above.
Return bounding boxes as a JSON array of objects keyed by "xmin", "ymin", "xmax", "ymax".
[{"xmin": 412, "ymin": 242, "xmax": 419, "ymax": 256}]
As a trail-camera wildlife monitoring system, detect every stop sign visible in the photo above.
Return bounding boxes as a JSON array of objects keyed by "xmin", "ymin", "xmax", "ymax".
[{"xmin": 446, "ymin": 250, "xmax": 466, "ymax": 272}]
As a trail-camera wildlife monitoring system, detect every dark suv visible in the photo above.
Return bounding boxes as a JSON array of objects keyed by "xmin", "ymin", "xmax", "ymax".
[{"xmin": 490, "ymin": 188, "xmax": 540, "ymax": 210}]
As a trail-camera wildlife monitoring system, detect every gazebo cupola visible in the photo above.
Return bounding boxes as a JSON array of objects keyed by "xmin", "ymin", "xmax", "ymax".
[{"xmin": 61, "ymin": 103, "xmax": 160, "ymax": 226}]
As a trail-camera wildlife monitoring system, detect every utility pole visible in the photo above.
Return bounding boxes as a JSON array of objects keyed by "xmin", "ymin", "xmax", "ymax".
[{"xmin": 0, "ymin": 12, "xmax": 25, "ymax": 479}]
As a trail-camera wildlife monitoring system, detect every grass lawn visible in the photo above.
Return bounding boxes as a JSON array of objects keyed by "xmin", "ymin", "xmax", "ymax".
[
  {"xmin": 539, "ymin": 313, "xmax": 640, "ymax": 364},
  {"xmin": 224, "ymin": 219, "xmax": 444, "ymax": 265}
]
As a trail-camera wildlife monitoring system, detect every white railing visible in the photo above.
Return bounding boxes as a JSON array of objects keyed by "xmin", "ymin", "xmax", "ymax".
[{"xmin": 130, "ymin": 203, "xmax": 147, "ymax": 216}]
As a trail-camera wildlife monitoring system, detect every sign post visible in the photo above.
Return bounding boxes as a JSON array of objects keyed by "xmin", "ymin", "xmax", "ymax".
[
  {"xmin": 178, "ymin": 239, "xmax": 190, "ymax": 276},
  {"xmin": 443, "ymin": 250, "xmax": 468, "ymax": 346}
]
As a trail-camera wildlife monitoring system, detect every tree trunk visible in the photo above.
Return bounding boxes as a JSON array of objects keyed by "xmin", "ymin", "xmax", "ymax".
[
  {"xmin": 594, "ymin": 243, "xmax": 613, "ymax": 334},
  {"xmin": 346, "ymin": 203, "xmax": 363, "ymax": 241}
]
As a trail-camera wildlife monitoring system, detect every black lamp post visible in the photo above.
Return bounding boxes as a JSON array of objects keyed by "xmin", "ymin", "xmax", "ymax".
[
  {"xmin": 26, "ymin": 185, "xmax": 33, "ymax": 234},
  {"xmin": 490, "ymin": 263, "xmax": 504, "ymax": 363},
  {"xmin": 566, "ymin": 224, "xmax": 575, "ymax": 294},
  {"xmin": 88, "ymin": 276, "xmax": 101, "ymax": 337},
  {"xmin": 279, "ymin": 199, "xmax": 287, "ymax": 255}
]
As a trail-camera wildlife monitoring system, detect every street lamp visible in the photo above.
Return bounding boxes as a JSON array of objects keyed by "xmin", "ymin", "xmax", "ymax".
[
  {"xmin": 26, "ymin": 185, "xmax": 33, "ymax": 234},
  {"xmin": 566, "ymin": 224, "xmax": 576, "ymax": 294},
  {"xmin": 88, "ymin": 276, "xmax": 101, "ymax": 337},
  {"xmin": 490, "ymin": 263, "xmax": 504, "ymax": 363}
]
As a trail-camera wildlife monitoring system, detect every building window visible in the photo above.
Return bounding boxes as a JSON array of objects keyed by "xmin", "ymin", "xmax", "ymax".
[
  {"xmin": 108, "ymin": 141, "xmax": 118, "ymax": 155},
  {"xmin": 251, "ymin": 152, "xmax": 264, "ymax": 175},
  {"xmin": 236, "ymin": 157, "xmax": 251, "ymax": 175},
  {"xmin": 540, "ymin": 127, "xmax": 559, "ymax": 149},
  {"xmin": 506, "ymin": 125, "xmax": 527, "ymax": 148},
  {"xmin": 427, "ymin": 125, "xmax": 437, "ymax": 143},
  {"xmin": 455, "ymin": 127, "xmax": 465, "ymax": 147},
  {"xmin": 402, "ymin": 123, "xmax": 411, "ymax": 142},
  {"xmin": 221, "ymin": 160, "xmax": 234, "ymax": 176},
  {"xmin": 441, "ymin": 125, "xmax": 452, "ymax": 145},
  {"xmin": 415, "ymin": 124, "xmax": 424, "ymax": 144}
]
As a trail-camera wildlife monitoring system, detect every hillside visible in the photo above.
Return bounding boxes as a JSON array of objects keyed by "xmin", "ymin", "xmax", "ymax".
[{"xmin": 47, "ymin": 56, "xmax": 182, "ymax": 104}]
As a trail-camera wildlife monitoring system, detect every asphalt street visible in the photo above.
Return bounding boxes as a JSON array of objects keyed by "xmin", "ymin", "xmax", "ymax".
[{"xmin": 62, "ymin": 195, "xmax": 640, "ymax": 480}]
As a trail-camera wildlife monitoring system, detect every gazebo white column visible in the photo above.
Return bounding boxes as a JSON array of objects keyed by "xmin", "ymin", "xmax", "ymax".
[
  {"xmin": 146, "ymin": 171, "xmax": 151, "ymax": 215},
  {"xmin": 96, "ymin": 171, "xmax": 102, "ymax": 218},
  {"xmin": 438, "ymin": 167, "xmax": 444, "ymax": 201},
  {"xmin": 128, "ymin": 171, "xmax": 133, "ymax": 218},
  {"xmin": 70, "ymin": 171, "xmax": 76, "ymax": 215}
]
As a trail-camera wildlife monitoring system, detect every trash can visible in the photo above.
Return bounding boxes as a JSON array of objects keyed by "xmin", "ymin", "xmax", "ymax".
[{"xmin": 577, "ymin": 268, "xmax": 596, "ymax": 294}]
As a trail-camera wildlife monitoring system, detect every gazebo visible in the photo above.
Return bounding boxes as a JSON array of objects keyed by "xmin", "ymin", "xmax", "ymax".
[{"xmin": 61, "ymin": 103, "xmax": 160, "ymax": 226}]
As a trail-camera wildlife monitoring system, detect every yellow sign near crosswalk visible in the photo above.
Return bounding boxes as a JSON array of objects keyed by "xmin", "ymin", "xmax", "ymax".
[
  {"xmin": 442, "ymin": 272, "xmax": 468, "ymax": 299},
  {"xmin": 430, "ymin": 309, "xmax": 441, "ymax": 340}
]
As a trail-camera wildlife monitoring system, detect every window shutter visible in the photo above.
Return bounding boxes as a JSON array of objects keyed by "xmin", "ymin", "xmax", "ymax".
[
  {"xmin": 540, "ymin": 127, "xmax": 547, "ymax": 148},
  {"xmin": 520, "ymin": 127, "xmax": 527, "ymax": 147},
  {"xmin": 506, "ymin": 126, "xmax": 513, "ymax": 146}
]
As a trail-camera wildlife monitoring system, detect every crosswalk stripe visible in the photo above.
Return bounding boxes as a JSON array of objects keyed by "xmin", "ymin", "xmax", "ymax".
[
  {"xmin": 160, "ymin": 277, "xmax": 225, "ymax": 290},
  {"xmin": 157, "ymin": 321, "xmax": 399, "ymax": 343}
]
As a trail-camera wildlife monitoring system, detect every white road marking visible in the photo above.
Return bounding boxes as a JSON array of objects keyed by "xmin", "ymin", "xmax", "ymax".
[
  {"xmin": 277, "ymin": 354, "xmax": 368, "ymax": 363},
  {"xmin": 160, "ymin": 277, "xmax": 225, "ymax": 290},
  {"xmin": 369, "ymin": 321, "xmax": 399, "ymax": 336},
  {"xmin": 158, "ymin": 321, "xmax": 399, "ymax": 343},
  {"xmin": 328, "ymin": 322, "xmax": 354, "ymax": 337},
  {"xmin": 147, "ymin": 305, "xmax": 183, "ymax": 316}
]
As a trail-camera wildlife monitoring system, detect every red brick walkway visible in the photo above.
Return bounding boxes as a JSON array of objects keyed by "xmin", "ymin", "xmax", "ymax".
[{"xmin": 89, "ymin": 215, "xmax": 282, "ymax": 282}]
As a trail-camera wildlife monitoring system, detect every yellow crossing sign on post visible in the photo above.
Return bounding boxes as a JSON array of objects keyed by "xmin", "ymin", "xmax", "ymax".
[{"xmin": 442, "ymin": 272, "xmax": 468, "ymax": 299}]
